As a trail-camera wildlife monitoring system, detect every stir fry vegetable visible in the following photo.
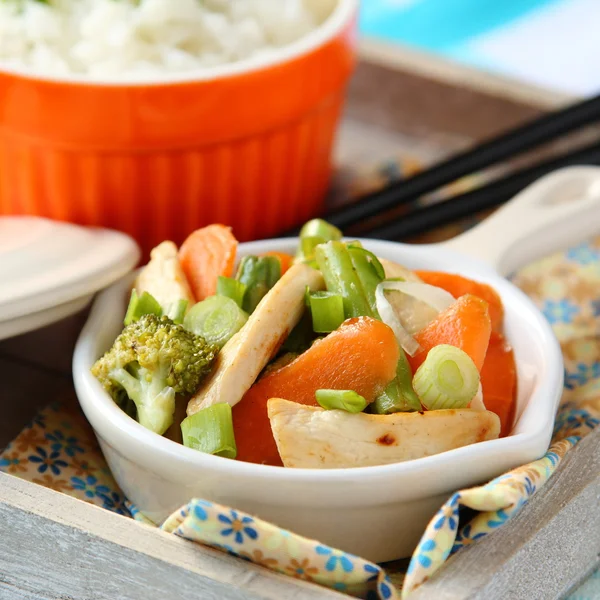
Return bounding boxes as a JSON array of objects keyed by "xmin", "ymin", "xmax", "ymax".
[
  {"xmin": 407, "ymin": 294, "xmax": 492, "ymax": 374},
  {"xmin": 481, "ymin": 332, "xmax": 517, "ymax": 436},
  {"xmin": 416, "ymin": 271, "xmax": 505, "ymax": 333},
  {"xmin": 181, "ymin": 404, "xmax": 237, "ymax": 459},
  {"xmin": 236, "ymin": 255, "xmax": 281, "ymax": 314},
  {"xmin": 308, "ymin": 292, "xmax": 345, "ymax": 333},
  {"xmin": 92, "ymin": 314, "xmax": 218, "ymax": 435},
  {"xmin": 184, "ymin": 296, "xmax": 248, "ymax": 349},
  {"xmin": 315, "ymin": 241, "xmax": 380, "ymax": 319},
  {"xmin": 296, "ymin": 218, "xmax": 343, "ymax": 265},
  {"xmin": 91, "ymin": 217, "xmax": 517, "ymax": 469},
  {"xmin": 371, "ymin": 349, "xmax": 421, "ymax": 414},
  {"xmin": 232, "ymin": 316, "xmax": 400, "ymax": 466},
  {"xmin": 216, "ymin": 276, "xmax": 247, "ymax": 308},
  {"xmin": 413, "ymin": 345, "xmax": 480, "ymax": 410},
  {"xmin": 179, "ymin": 224, "xmax": 238, "ymax": 300},
  {"xmin": 315, "ymin": 389, "xmax": 368, "ymax": 413}
]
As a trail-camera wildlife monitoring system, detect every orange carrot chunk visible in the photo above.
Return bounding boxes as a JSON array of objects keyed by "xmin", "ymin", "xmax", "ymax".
[
  {"xmin": 179, "ymin": 224, "xmax": 238, "ymax": 301},
  {"xmin": 233, "ymin": 316, "xmax": 400, "ymax": 466},
  {"xmin": 415, "ymin": 271, "xmax": 504, "ymax": 333},
  {"xmin": 407, "ymin": 294, "xmax": 492, "ymax": 374},
  {"xmin": 481, "ymin": 332, "xmax": 517, "ymax": 437},
  {"xmin": 261, "ymin": 251, "xmax": 293, "ymax": 275}
]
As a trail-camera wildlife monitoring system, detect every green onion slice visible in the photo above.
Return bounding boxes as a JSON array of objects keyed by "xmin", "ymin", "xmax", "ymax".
[
  {"xmin": 309, "ymin": 292, "xmax": 345, "ymax": 333},
  {"xmin": 164, "ymin": 299, "xmax": 188, "ymax": 325},
  {"xmin": 412, "ymin": 345, "xmax": 480, "ymax": 410},
  {"xmin": 181, "ymin": 403, "xmax": 237, "ymax": 459},
  {"xmin": 217, "ymin": 276, "xmax": 247, "ymax": 308},
  {"xmin": 315, "ymin": 389, "xmax": 368, "ymax": 413},
  {"xmin": 124, "ymin": 289, "xmax": 163, "ymax": 326},
  {"xmin": 184, "ymin": 296, "xmax": 248, "ymax": 348}
]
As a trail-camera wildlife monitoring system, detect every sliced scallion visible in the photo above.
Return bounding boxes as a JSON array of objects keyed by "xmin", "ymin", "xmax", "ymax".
[
  {"xmin": 413, "ymin": 345, "xmax": 480, "ymax": 410},
  {"xmin": 309, "ymin": 292, "xmax": 345, "ymax": 333},
  {"xmin": 217, "ymin": 276, "xmax": 247, "ymax": 308},
  {"xmin": 124, "ymin": 289, "xmax": 162, "ymax": 326},
  {"xmin": 181, "ymin": 403, "xmax": 237, "ymax": 459},
  {"xmin": 164, "ymin": 299, "xmax": 189, "ymax": 325},
  {"xmin": 184, "ymin": 296, "xmax": 248, "ymax": 348},
  {"xmin": 315, "ymin": 389, "xmax": 368, "ymax": 413}
]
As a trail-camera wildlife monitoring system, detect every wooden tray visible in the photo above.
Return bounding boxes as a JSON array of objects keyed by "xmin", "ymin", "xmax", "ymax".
[{"xmin": 1, "ymin": 51, "xmax": 598, "ymax": 600}]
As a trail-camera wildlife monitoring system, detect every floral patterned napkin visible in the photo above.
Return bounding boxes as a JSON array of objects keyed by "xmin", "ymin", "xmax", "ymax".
[{"xmin": 2, "ymin": 163, "xmax": 600, "ymax": 599}]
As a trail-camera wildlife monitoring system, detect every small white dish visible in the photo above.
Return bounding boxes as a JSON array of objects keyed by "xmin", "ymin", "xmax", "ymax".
[
  {"xmin": 0, "ymin": 217, "xmax": 140, "ymax": 341},
  {"xmin": 73, "ymin": 167, "xmax": 600, "ymax": 562}
]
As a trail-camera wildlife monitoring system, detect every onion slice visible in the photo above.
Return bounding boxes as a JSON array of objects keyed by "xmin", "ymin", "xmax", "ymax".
[{"xmin": 375, "ymin": 281, "xmax": 455, "ymax": 356}]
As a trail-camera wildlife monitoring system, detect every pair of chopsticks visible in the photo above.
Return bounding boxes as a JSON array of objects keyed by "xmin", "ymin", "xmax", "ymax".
[{"xmin": 313, "ymin": 94, "xmax": 600, "ymax": 240}]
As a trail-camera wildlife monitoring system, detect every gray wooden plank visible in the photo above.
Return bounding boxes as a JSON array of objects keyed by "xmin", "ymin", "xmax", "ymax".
[
  {"xmin": 0, "ymin": 582, "xmax": 38, "ymax": 600},
  {"xmin": 0, "ymin": 474, "xmax": 350, "ymax": 600},
  {"xmin": 0, "ymin": 502, "xmax": 265, "ymax": 600},
  {"xmin": 410, "ymin": 427, "xmax": 600, "ymax": 600}
]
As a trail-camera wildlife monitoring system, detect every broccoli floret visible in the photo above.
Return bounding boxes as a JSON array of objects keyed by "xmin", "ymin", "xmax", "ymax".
[{"xmin": 92, "ymin": 314, "xmax": 218, "ymax": 435}]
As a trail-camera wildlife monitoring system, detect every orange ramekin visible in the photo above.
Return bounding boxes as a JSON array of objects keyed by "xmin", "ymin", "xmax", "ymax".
[{"xmin": 0, "ymin": 1, "xmax": 357, "ymax": 254}]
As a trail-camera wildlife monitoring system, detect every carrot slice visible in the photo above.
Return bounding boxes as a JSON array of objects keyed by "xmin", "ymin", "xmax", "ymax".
[
  {"xmin": 407, "ymin": 294, "xmax": 492, "ymax": 374},
  {"xmin": 481, "ymin": 332, "xmax": 517, "ymax": 437},
  {"xmin": 233, "ymin": 316, "xmax": 400, "ymax": 466},
  {"xmin": 415, "ymin": 271, "xmax": 504, "ymax": 333},
  {"xmin": 261, "ymin": 251, "xmax": 293, "ymax": 275},
  {"xmin": 179, "ymin": 225, "xmax": 238, "ymax": 301}
]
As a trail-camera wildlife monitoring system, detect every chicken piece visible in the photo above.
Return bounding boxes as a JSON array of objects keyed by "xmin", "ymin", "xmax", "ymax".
[
  {"xmin": 187, "ymin": 264, "xmax": 325, "ymax": 415},
  {"xmin": 378, "ymin": 258, "xmax": 422, "ymax": 282},
  {"xmin": 268, "ymin": 399, "xmax": 500, "ymax": 469},
  {"xmin": 135, "ymin": 241, "xmax": 195, "ymax": 309},
  {"xmin": 469, "ymin": 384, "xmax": 487, "ymax": 411}
]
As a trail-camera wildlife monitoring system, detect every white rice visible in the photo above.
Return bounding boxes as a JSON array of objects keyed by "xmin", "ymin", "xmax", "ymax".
[{"xmin": 0, "ymin": 0, "xmax": 329, "ymax": 80}]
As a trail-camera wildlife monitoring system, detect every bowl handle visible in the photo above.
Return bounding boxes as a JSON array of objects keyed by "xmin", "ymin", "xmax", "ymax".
[{"xmin": 439, "ymin": 166, "xmax": 600, "ymax": 276}]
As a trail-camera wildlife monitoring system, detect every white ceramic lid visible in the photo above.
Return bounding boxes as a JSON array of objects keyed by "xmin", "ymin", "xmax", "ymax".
[{"xmin": 0, "ymin": 217, "xmax": 140, "ymax": 340}]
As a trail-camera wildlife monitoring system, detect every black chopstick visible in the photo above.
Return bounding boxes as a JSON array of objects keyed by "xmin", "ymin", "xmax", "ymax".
[
  {"xmin": 361, "ymin": 139, "xmax": 600, "ymax": 241},
  {"xmin": 322, "ymin": 94, "xmax": 600, "ymax": 232}
]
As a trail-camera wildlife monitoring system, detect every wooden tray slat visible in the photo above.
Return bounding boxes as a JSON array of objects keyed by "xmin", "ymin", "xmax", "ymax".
[
  {"xmin": 0, "ymin": 473, "xmax": 349, "ymax": 600},
  {"xmin": 411, "ymin": 427, "xmax": 600, "ymax": 600}
]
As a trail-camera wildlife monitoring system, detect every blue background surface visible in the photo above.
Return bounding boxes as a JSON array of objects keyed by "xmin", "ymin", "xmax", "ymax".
[
  {"xmin": 357, "ymin": 0, "xmax": 599, "ymax": 95},
  {"xmin": 359, "ymin": 0, "xmax": 561, "ymax": 53}
]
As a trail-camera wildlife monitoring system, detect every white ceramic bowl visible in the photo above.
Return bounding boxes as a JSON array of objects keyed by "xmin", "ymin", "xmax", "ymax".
[{"xmin": 73, "ymin": 167, "xmax": 600, "ymax": 562}]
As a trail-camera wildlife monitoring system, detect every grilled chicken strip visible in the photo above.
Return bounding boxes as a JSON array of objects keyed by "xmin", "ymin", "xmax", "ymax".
[
  {"xmin": 268, "ymin": 399, "xmax": 500, "ymax": 468},
  {"xmin": 135, "ymin": 241, "xmax": 195, "ymax": 308},
  {"xmin": 187, "ymin": 263, "xmax": 325, "ymax": 415}
]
